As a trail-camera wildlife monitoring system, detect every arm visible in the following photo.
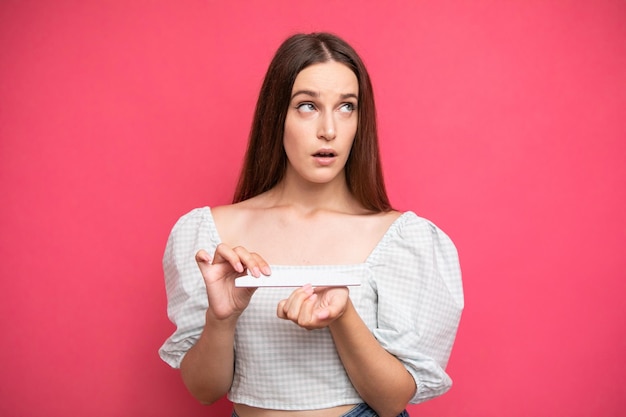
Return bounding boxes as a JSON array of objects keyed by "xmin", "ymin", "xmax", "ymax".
[
  {"xmin": 180, "ymin": 310, "xmax": 239, "ymax": 404},
  {"xmin": 170, "ymin": 244, "xmax": 270, "ymax": 405},
  {"xmin": 275, "ymin": 216, "xmax": 463, "ymax": 411},
  {"xmin": 329, "ymin": 299, "xmax": 415, "ymax": 417},
  {"xmin": 277, "ymin": 287, "xmax": 414, "ymax": 417}
]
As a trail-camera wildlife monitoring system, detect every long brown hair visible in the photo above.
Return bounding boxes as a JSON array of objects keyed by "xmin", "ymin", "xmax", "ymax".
[{"xmin": 233, "ymin": 32, "xmax": 392, "ymax": 212}]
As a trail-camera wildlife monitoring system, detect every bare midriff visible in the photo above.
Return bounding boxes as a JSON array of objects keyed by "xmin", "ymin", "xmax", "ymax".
[{"xmin": 234, "ymin": 404, "xmax": 358, "ymax": 417}]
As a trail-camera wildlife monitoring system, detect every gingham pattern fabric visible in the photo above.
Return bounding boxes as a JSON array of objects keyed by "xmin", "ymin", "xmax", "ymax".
[{"xmin": 159, "ymin": 207, "xmax": 463, "ymax": 408}]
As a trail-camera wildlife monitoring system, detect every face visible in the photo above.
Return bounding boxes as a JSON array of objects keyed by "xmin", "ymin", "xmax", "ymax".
[{"xmin": 283, "ymin": 61, "xmax": 358, "ymax": 186}]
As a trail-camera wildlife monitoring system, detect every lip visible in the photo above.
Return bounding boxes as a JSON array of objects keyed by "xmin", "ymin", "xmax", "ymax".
[
  {"xmin": 312, "ymin": 148, "xmax": 337, "ymax": 166},
  {"xmin": 312, "ymin": 148, "xmax": 337, "ymax": 157}
]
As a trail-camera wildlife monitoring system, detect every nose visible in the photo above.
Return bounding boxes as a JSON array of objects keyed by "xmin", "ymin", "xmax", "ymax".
[{"xmin": 317, "ymin": 112, "xmax": 336, "ymax": 141}]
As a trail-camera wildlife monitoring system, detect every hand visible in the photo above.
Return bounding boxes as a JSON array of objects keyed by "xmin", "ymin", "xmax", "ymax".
[
  {"xmin": 276, "ymin": 285, "xmax": 349, "ymax": 330},
  {"xmin": 195, "ymin": 244, "xmax": 271, "ymax": 320}
]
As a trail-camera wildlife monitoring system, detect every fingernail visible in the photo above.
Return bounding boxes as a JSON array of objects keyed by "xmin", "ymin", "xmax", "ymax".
[
  {"xmin": 253, "ymin": 266, "xmax": 261, "ymax": 277},
  {"xmin": 236, "ymin": 262, "xmax": 244, "ymax": 273}
]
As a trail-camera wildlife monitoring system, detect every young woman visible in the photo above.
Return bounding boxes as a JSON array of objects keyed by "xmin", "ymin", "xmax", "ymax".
[{"xmin": 159, "ymin": 33, "xmax": 463, "ymax": 417}]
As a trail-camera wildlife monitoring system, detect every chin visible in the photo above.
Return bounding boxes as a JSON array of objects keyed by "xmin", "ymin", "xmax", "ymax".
[{"xmin": 309, "ymin": 174, "xmax": 344, "ymax": 185}]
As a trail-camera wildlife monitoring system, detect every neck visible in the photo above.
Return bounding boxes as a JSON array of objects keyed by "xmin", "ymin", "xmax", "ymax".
[{"xmin": 269, "ymin": 172, "xmax": 360, "ymax": 215}]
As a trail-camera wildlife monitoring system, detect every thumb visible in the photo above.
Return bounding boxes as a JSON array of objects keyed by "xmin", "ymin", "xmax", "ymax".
[
  {"xmin": 315, "ymin": 308, "xmax": 330, "ymax": 320},
  {"xmin": 195, "ymin": 249, "xmax": 212, "ymax": 271}
]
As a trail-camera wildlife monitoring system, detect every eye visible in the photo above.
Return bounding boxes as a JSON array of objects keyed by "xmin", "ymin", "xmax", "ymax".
[
  {"xmin": 338, "ymin": 102, "xmax": 356, "ymax": 113},
  {"xmin": 296, "ymin": 103, "xmax": 316, "ymax": 113}
]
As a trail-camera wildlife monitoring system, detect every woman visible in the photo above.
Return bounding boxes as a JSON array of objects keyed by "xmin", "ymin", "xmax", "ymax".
[{"xmin": 159, "ymin": 33, "xmax": 463, "ymax": 417}]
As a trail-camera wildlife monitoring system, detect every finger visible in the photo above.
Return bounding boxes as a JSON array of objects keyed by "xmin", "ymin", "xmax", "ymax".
[
  {"xmin": 315, "ymin": 307, "xmax": 331, "ymax": 321},
  {"xmin": 213, "ymin": 244, "xmax": 244, "ymax": 273},
  {"xmin": 286, "ymin": 284, "xmax": 314, "ymax": 310},
  {"xmin": 232, "ymin": 246, "xmax": 270, "ymax": 277},
  {"xmin": 276, "ymin": 295, "xmax": 308, "ymax": 320},
  {"xmin": 195, "ymin": 249, "xmax": 213, "ymax": 275},
  {"xmin": 314, "ymin": 288, "xmax": 348, "ymax": 321},
  {"xmin": 298, "ymin": 293, "xmax": 319, "ymax": 327},
  {"xmin": 276, "ymin": 299, "xmax": 288, "ymax": 319},
  {"xmin": 252, "ymin": 253, "xmax": 272, "ymax": 276},
  {"xmin": 241, "ymin": 251, "xmax": 272, "ymax": 278},
  {"xmin": 195, "ymin": 249, "xmax": 211, "ymax": 264},
  {"xmin": 282, "ymin": 285, "xmax": 314, "ymax": 321}
]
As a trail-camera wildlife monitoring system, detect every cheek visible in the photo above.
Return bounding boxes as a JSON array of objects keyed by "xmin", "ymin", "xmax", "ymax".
[
  {"xmin": 282, "ymin": 122, "xmax": 302, "ymax": 159},
  {"xmin": 282, "ymin": 124, "xmax": 295, "ymax": 151},
  {"xmin": 283, "ymin": 118, "xmax": 308, "ymax": 146},
  {"xmin": 343, "ymin": 120, "xmax": 358, "ymax": 146}
]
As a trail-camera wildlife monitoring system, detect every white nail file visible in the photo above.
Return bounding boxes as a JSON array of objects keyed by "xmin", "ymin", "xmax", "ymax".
[{"xmin": 235, "ymin": 268, "xmax": 361, "ymax": 288}]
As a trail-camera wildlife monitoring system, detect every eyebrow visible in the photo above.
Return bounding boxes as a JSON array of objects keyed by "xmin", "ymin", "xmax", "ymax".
[{"xmin": 291, "ymin": 90, "xmax": 358, "ymax": 100}]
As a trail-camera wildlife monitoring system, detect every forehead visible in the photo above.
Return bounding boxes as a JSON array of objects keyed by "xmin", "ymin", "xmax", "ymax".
[{"xmin": 292, "ymin": 61, "xmax": 358, "ymax": 95}]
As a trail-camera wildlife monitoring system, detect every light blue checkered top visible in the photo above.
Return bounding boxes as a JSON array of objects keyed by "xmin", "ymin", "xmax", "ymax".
[{"xmin": 159, "ymin": 207, "xmax": 463, "ymax": 409}]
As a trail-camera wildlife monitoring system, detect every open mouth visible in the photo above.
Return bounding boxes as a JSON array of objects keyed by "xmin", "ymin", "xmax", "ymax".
[{"xmin": 313, "ymin": 152, "xmax": 336, "ymax": 157}]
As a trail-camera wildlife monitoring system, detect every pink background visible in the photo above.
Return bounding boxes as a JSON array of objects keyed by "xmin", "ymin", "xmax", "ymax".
[{"xmin": 1, "ymin": 1, "xmax": 624, "ymax": 416}]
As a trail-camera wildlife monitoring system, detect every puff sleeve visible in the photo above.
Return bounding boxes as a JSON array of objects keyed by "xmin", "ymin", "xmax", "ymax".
[
  {"xmin": 368, "ymin": 212, "xmax": 463, "ymax": 404},
  {"xmin": 158, "ymin": 207, "xmax": 220, "ymax": 368}
]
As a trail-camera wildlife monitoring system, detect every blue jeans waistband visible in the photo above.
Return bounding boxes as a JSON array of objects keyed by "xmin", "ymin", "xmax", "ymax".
[{"xmin": 232, "ymin": 404, "xmax": 409, "ymax": 417}]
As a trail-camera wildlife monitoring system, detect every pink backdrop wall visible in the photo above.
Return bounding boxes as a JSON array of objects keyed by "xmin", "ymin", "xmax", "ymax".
[{"xmin": 1, "ymin": 1, "xmax": 624, "ymax": 416}]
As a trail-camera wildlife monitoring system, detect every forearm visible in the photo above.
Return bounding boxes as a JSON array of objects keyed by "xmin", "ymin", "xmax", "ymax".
[
  {"xmin": 329, "ymin": 300, "xmax": 416, "ymax": 417},
  {"xmin": 180, "ymin": 309, "xmax": 238, "ymax": 405}
]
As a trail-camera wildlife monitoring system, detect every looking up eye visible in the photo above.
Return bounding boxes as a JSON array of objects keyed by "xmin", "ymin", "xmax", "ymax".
[
  {"xmin": 339, "ymin": 103, "xmax": 356, "ymax": 113},
  {"xmin": 296, "ymin": 103, "xmax": 316, "ymax": 113}
]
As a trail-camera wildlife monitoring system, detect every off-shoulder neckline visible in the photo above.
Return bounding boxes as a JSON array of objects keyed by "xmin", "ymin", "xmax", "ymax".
[{"xmin": 199, "ymin": 206, "xmax": 418, "ymax": 269}]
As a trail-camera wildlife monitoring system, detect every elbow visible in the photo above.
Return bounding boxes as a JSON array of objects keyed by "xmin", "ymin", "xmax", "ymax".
[
  {"xmin": 370, "ymin": 391, "xmax": 413, "ymax": 417},
  {"xmin": 372, "ymin": 377, "xmax": 416, "ymax": 417},
  {"xmin": 191, "ymin": 391, "xmax": 226, "ymax": 406},
  {"xmin": 197, "ymin": 398, "xmax": 219, "ymax": 406},
  {"xmin": 182, "ymin": 377, "xmax": 229, "ymax": 406},
  {"xmin": 374, "ymin": 403, "xmax": 409, "ymax": 417},
  {"xmin": 180, "ymin": 363, "xmax": 232, "ymax": 406}
]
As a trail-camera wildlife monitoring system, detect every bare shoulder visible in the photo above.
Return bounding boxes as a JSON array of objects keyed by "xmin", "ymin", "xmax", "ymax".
[
  {"xmin": 210, "ymin": 196, "xmax": 271, "ymax": 242},
  {"xmin": 213, "ymin": 202, "xmax": 401, "ymax": 232},
  {"xmin": 377, "ymin": 209, "xmax": 403, "ymax": 224},
  {"xmin": 210, "ymin": 197, "xmax": 404, "ymax": 265},
  {"xmin": 360, "ymin": 209, "xmax": 403, "ymax": 234}
]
